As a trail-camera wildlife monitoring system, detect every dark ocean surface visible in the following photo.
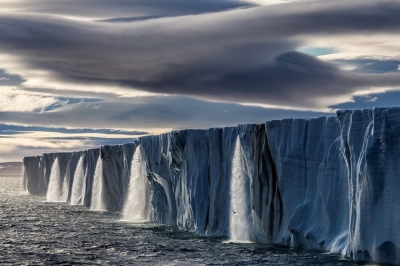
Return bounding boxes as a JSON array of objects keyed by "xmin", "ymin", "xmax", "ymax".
[{"xmin": 0, "ymin": 176, "xmax": 366, "ymax": 265}]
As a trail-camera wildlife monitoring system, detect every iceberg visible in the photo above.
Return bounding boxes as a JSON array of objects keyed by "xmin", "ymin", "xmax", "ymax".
[{"xmin": 23, "ymin": 107, "xmax": 400, "ymax": 264}]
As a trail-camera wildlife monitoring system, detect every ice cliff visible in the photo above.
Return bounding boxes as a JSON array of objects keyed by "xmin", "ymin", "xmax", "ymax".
[{"xmin": 23, "ymin": 107, "xmax": 400, "ymax": 264}]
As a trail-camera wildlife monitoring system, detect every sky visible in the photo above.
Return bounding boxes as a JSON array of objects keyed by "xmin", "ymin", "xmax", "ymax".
[{"xmin": 0, "ymin": 0, "xmax": 400, "ymax": 161}]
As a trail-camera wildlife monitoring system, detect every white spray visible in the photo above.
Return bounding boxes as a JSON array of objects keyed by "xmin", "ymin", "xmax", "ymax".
[
  {"xmin": 122, "ymin": 146, "xmax": 150, "ymax": 221},
  {"xmin": 90, "ymin": 154, "xmax": 105, "ymax": 211},
  {"xmin": 47, "ymin": 157, "xmax": 62, "ymax": 202},
  {"xmin": 229, "ymin": 136, "xmax": 251, "ymax": 242},
  {"xmin": 70, "ymin": 155, "xmax": 86, "ymax": 205}
]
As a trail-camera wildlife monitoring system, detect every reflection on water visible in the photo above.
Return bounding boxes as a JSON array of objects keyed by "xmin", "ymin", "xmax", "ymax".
[{"xmin": 0, "ymin": 176, "xmax": 360, "ymax": 265}]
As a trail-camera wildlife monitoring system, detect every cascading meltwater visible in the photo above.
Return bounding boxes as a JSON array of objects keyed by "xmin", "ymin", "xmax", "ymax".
[
  {"xmin": 122, "ymin": 145, "xmax": 151, "ymax": 222},
  {"xmin": 23, "ymin": 107, "xmax": 400, "ymax": 265},
  {"xmin": 46, "ymin": 157, "xmax": 62, "ymax": 202},
  {"xmin": 229, "ymin": 136, "xmax": 252, "ymax": 242},
  {"xmin": 90, "ymin": 154, "xmax": 104, "ymax": 211},
  {"xmin": 70, "ymin": 155, "xmax": 86, "ymax": 205}
]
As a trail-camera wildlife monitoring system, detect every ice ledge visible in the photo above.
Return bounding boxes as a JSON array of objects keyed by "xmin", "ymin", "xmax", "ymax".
[{"xmin": 23, "ymin": 107, "xmax": 400, "ymax": 265}]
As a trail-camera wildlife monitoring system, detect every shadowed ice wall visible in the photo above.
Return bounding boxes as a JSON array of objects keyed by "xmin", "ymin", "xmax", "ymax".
[{"xmin": 23, "ymin": 107, "xmax": 400, "ymax": 264}]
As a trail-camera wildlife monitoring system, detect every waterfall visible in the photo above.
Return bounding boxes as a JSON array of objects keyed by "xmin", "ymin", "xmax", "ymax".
[
  {"xmin": 23, "ymin": 165, "xmax": 27, "ymax": 192},
  {"xmin": 70, "ymin": 155, "xmax": 85, "ymax": 205},
  {"xmin": 46, "ymin": 157, "xmax": 61, "ymax": 202},
  {"xmin": 229, "ymin": 136, "xmax": 251, "ymax": 242},
  {"xmin": 60, "ymin": 169, "xmax": 69, "ymax": 202},
  {"xmin": 122, "ymin": 146, "xmax": 150, "ymax": 221},
  {"xmin": 90, "ymin": 155, "xmax": 105, "ymax": 211}
]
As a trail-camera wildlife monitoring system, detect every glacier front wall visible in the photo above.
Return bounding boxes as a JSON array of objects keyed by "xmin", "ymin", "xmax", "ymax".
[{"xmin": 23, "ymin": 108, "xmax": 400, "ymax": 264}]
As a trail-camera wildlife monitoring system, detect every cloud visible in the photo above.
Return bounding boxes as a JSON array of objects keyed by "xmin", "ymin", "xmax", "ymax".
[
  {"xmin": 0, "ymin": 129, "xmax": 95, "ymax": 161},
  {"xmin": 3, "ymin": 0, "xmax": 400, "ymax": 161},
  {"xmin": 0, "ymin": 87, "xmax": 62, "ymax": 112},
  {"xmin": 0, "ymin": 124, "xmax": 148, "ymax": 161},
  {"xmin": 333, "ymin": 58, "xmax": 400, "ymax": 73},
  {"xmin": 366, "ymin": 97, "xmax": 378, "ymax": 102},
  {"xmin": 0, "ymin": 86, "xmax": 107, "ymax": 112},
  {"xmin": 0, "ymin": 94, "xmax": 330, "ymax": 161},
  {"xmin": 0, "ymin": 69, "xmax": 24, "ymax": 86},
  {"xmin": 1, "ymin": 0, "xmax": 252, "ymax": 19},
  {"xmin": 0, "ymin": 124, "xmax": 146, "ymax": 136},
  {"xmin": 246, "ymin": 0, "xmax": 300, "ymax": 5},
  {"xmin": 0, "ymin": 95, "xmax": 329, "ymax": 133},
  {"xmin": 0, "ymin": 0, "xmax": 400, "ymax": 111}
]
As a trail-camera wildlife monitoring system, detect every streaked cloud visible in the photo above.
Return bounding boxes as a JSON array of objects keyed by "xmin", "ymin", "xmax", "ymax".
[
  {"xmin": 366, "ymin": 97, "xmax": 378, "ymax": 103},
  {"xmin": 0, "ymin": 95, "xmax": 328, "ymax": 133},
  {"xmin": 0, "ymin": 94, "xmax": 328, "ymax": 161},
  {"xmin": 0, "ymin": 124, "xmax": 148, "ymax": 161},
  {"xmin": 0, "ymin": 87, "xmax": 62, "ymax": 112},
  {"xmin": 0, "ymin": 0, "xmax": 399, "ymax": 161},
  {"xmin": 0, "ymin": 0, "xmax": 399, "ymax": 111},
  {"xmin": 0, "ymin": 0, "xmax": 252, "ymax": 20}
]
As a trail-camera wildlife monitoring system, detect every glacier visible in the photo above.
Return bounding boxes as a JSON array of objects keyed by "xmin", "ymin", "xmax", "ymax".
[{"xmin": 23, "ymin": 107, "xmax": 400, "ymax": 264}]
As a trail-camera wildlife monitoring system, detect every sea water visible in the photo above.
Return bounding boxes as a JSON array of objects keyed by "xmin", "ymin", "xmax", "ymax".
[{"xmin": 0, "ymin": 176, "xmax": 362, "ymax": 265}]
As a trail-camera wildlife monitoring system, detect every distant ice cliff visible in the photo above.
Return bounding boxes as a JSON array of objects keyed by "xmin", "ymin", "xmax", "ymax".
[{"xmin": 23, "ymin": 107, "xmax": 400, "ymax": 264}]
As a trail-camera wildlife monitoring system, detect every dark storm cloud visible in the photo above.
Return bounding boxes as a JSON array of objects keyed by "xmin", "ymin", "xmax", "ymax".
[
  {"xmin": 8, "ymin": 0, "xmax": 252, "ymax": 19},
  {"xmin": 1, "ymin": 0, "xmax": 400, "ymax": 109},
  {"xmin": 123, "ymin": 51, "xmax": 347, "ymax": 107},
  {"xmin": 0, "ymin": 70, "xmax": 24, "ymax": 86},
  {"xmin": 96, "ymin": 16, "xmax": 168, "ymax": 23}
]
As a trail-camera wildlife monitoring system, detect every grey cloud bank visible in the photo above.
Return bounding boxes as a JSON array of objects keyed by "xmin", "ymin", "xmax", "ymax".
[
  {"xmin": 0, "ymin": 96, "xmax": 328, "ymax": 131},
  {"xmin": 1, "ymin": 0, "xmax": 400, "ymax": 160},
  {"xmin": 6, "ymin": 0, "xmax": 252, "ymax": 18}
]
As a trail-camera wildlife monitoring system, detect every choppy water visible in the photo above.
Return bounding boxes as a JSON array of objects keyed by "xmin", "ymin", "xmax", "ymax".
[{"xmin": 0, "ymin": 176, "xmax": 363, "ymax": 265}]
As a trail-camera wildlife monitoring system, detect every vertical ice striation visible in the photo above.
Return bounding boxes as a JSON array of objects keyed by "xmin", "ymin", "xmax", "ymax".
[
  {"xmin": 229, "ymin": 136, "xmax": 251, "ymax": 242},
  {"xmin": 174, "ymin": 130, "xmax": 209, "ymax": 233},
  {"xmin": 122, "ymin": 146, "xmax": 150, "ymax": 221},
  {"xmin": 337, "ymin": 108, "xmax": 400, "ymax": 264},
  {"xmin": 90, "ymin": 155, "xmax": 105, "ymax": 211},
  {"xmin": 23, "ymin": 156, "xmax": 45, "ymax": 195},
  {"xmin": 22, "ymin": 107, "xmax": 400, "ymax": 265}
]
